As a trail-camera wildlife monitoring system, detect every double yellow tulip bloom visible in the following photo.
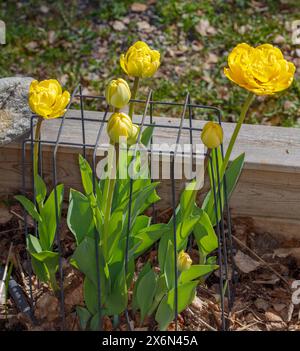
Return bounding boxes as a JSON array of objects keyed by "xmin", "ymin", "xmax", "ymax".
[
  {"xmin": 120, "ymin": 41, "xmax": 160, "ymax": 78},
  {"xmin": 29, "ymin": 79, "xmax": 70, "ymax": 119},
  {"xmin": 224, "ymin": 43, "xmax": 295, "ymax": 95}
]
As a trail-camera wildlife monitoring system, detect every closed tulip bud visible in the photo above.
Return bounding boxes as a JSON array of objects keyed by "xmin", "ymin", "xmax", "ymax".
[
  {"xmin": 201, "ymin": 121, "xmax": 223, "ymax": 149},
  {"xmin": 105, "ymin": 78, "xmax": 131, "ymax": 109},
  {"xmin": 120, "ymin": 41, "xmax": 160, "ymax": 78},
  {"xmin": 178, "ymin": 251, "xmax": 192, "ymax": 272},
  {"xmin": 127, "ymin": 123, "xmax": 140, "ymax": 145},
  {"xmin": 107, "ymin": 112, "xmax": 133, "ymax": 144},
  {"xmin": 29, "ymin": 79, "xmax": 70, "ymax": 119}
]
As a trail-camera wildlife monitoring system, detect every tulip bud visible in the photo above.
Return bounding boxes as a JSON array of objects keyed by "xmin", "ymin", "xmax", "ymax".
[
  {"xmin": 105, "ymin": 78, "xmax": 131, "ymax": 109},
  {"xmin": 127, "ymin": 124, "xmax": 140, "ymax": 145},
  {"xmin": 107, "ymin": 112, "xmax": 133, "ymax": 144},
  {"xmin": 201, "ymin": 121, "xmax": 223, "ymax": 149},
  {"xmin": 177, "ymin": 251, "xmax": 192, "ymax": 272}
]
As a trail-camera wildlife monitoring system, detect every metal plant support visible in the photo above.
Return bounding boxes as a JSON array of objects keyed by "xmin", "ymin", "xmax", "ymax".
[{"xmin": 21, "ymin": 85, "xmax": 235, "ymax": 331}]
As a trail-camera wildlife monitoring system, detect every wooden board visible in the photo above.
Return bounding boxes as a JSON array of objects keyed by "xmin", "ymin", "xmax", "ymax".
[{"xmin": 1, "ymin": 109, "xmax": 300, "ymax": 239}]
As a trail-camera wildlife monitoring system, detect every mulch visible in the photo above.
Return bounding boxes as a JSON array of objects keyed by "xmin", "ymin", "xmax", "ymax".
[{"xmin": 1, "ymin": 201, "xmax": 300, "ymax": 331}]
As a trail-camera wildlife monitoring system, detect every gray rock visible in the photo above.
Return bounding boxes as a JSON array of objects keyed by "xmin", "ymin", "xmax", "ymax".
[{"xmin": 0, "ymin": 76, "xmax": 34, "ymax": 146}]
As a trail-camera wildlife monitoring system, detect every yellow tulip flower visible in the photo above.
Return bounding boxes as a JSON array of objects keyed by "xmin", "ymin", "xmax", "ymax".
[
  {"xmin": 107, "ymin": 112, "xmax": 133, "ymax": 144},
  {"xmin": 105, "ymin": 78, "xmax": 131, "ymax": 109},
  {"xmin": 178, "ymin": 251, "xmax": 192, "ymax": 272},
  {"xmin": 224, "ymin": 43, "xmax": 295, "ymax": 95},
  {"xmin": 201, "ymin": 121, "xmax": 223, "ymax": 149},
  {"xmin": 29, "ymin": 79, "xmax": 70, "ymax": 119},
  {"xmin": 120, "ymin": 41, "xmax": 160, "ymax": 78}
]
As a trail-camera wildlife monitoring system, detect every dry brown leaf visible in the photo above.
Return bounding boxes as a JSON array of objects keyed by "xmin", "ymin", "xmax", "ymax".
[
  {"xmin": 131, "ymin": 3, "xmax": 148, "ymax": 12},
  {"xmin": 254, "ymin": 298, "xmax": 269, "ymax": 311},
  {"xmin": 274, "ymin": 248, "xmax": 300, "ymax": 264},
  {"xmin": 0, "ymin": 203, "xmax": 12, "ymax": 225},
  {"xmin": 25, "ymin": 41, "xmax": 38, "ymax": 50},
  {"xmin": 265, "ymin": 311, "xmax": 284, "ymax": 323},
  {"xmin": 48, "ymin": 31, "xmax": 56, "ymax": 45},
  {"xmin": 64, "ymin": 284, "xmax": 84, "ymax": 311},
  {"xmin": 40, "ymin": 5, "xmax": 49, "ymax": 14},
  {"xmin": 234, "ymin": 250, "xmax": 261, "ymax": 274},
  {"xmin": 273, "ymin": 303, "xmax": 286, "ymax": 312},
  {"xmin": 206, "ymin": 52, "xmax": 218, "ymax": 64},
  {"xmin": 112, "ymin": 20, "xmax": 126, "ymax": 31},
  {"xmin": 273, "ymin": 35, "xmax": 285, "ymax": 44},
  {"xmin": 191, "ymin": 43, "xmax": 203, "ymax": 52},
  {"xmin": 35, "ymin": 293, "xmax": 59, "ymax": 322},
  {"xmin": 137, "ymin": 21, "xmax": 153, "ymax": 32},
  {"xmin": 195, "ymin": 19, "xmax": 217, "ymax": 36}
]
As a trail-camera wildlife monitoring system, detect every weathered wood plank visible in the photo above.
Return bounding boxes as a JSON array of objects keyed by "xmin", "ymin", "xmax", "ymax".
[{"xmin": 1, "ymin": 109, "xmax": 300, "ymax": 239}]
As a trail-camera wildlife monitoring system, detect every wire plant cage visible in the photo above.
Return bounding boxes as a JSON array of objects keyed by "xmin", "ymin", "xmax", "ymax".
[{"xmin": 21, "ymin": 84, "xmax": 236, "ymax": 331}]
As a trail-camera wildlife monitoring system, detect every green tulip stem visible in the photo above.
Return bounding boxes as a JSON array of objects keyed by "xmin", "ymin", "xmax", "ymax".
[
  {"xmin": 220, "ymin": 92, "xmax": 255, "ymax": 177},
  {"xmin": 49, "ymin": 270, "xmax": 59, "ymax": 293},
  {"xmin": 102, "ymin": 145, "xmax": 118, "ymax": 260},
  {"xmin": 113, "ymin": 314, "xmax": 119, "ymax": 328},
  {"xmin": 128, "ymin": 77, "xmax": 139, "ymax": 119},
  {"xmin": 33, "ymin": 117, "xmax": 43, "ymax": 183}
]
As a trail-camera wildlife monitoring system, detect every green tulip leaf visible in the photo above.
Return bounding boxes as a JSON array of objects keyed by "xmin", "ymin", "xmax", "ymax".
[
  {"xmin": 38, "ymin": 184, "xmax": 64, "ymax": 250},
  {"xmin": 79, "ymin": 154, "xmax": 94, "ymax": 197},
  {"xmin": 76, "ymin": 306, "xmax": 92, "ymax": 331},
  {"xmin": 193, "ymin": 208, "xmax": 218, "ymax": 259},
  {"xmin": 178, "ymin": 264, "xmax": 218, "ymax": 284},
  {"xmin": 34, "ymin": 174, "xmax": 47, "ymax": 209},
  {"xmin": 67, "ymin": 189, "xmax": 95, "ymax": 245},
  {"xmin": 137, "ymin": 268, "xmax": 157, "ymax": 322},
  {"xmin": 164, "ymin": 240, "xmax": 176, "ymax": 290},
  {"xmin": 15, "ymin": 195, "xmax": 42, "ymax": 223},
  {"xmin": 155, "ymin": 281, "xmax": 198, "ymax": 331}
]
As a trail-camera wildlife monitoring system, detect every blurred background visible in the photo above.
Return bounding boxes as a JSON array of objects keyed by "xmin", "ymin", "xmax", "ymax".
[{"xmin": 1, "ymin": 0, "xmax": 300, "ymax": 126}]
